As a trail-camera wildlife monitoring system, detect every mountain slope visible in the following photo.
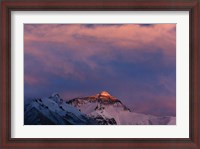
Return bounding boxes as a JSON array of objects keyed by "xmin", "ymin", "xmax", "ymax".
[
  {"xmin": 67, "ymin": 91, "xmax": 176, "ymax": 125},
  {"xmin": 25, "ymin": 91, "xmax": 176, "ymax": 125},
  {"xmin": 24, "ymin": 93, "xmax": 97, "ymax": 125}
]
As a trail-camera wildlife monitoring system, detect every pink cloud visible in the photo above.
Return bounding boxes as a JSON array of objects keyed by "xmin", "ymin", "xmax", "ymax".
[
  {"xmin": 24, "ymin": 24, "xmax": 176, "ymax": 80},
  {"xmin": 25, "ymin": 75, "xmax": 43, "ymax": 86},
  {"xmin": 24, "ymin": 24, "xmax": 176, "ymax": 57},
  {"xmin": 25, "ymin": 45, "xmax": 86, "ymax": 80},
  {"xmin": 133, "ymin": 93, "xmax": 176, "ymax": 116},
  {"xmin": 159, "ymin": 76, "xmax": 176, "ymax": 95}
]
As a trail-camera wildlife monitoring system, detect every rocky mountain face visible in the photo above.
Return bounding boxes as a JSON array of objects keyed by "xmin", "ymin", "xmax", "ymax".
[{"xmin": 24, "ymin": 91, "xmax": 176, "ymax": 125}]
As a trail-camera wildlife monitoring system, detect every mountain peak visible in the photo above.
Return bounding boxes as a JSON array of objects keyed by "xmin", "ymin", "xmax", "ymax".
[
  {"xmin": 99, "ymin": 91, "xmax": 111, "ymax": 97},
  {"xmin": 51, "ymin": 92, "xmax": 60, "ymax": 98},
  {"xmin": 49, "ymin": 92, "xmax": 63, "ymax": 104},
  {"xmin": 25, "ymin": 93, "xmax": 176, "ymax": 125},
  {"xmin": 96, "ymin": 91, "xmax": 117, "ymax": 101}
]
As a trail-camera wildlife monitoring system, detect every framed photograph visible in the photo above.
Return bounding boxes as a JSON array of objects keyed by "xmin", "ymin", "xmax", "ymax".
[{"xmin": 1, "ymin": 0, "xmax": 199, "ymax": 148}]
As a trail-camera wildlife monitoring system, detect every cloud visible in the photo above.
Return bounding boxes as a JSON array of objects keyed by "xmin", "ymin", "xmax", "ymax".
[
  {"xmin": 24, "ymin": 24, "xmax": 176, "ymax": 116},
  {"xmin": 24, "ymin": 24, "xmax": 176, "ymax": 58},
  {"xmin": 129, "ymin": 93, "xmax": 176, "ymax": 116},
  {"xmin": 25, "ymin": 75, "xmax": 40, "ymax": 86},
  {"xmin": 159, "ymin": 75, "xmax": 176, "ymax": 95},
  {"xmin": 24, "ymin": 24, "xmax": 176, "ymax": 80}
]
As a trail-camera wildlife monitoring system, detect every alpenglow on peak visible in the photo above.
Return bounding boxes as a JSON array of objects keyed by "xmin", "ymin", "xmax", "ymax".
[
  {"xmin": 96, "ymin": 91, "xmax": 117, "ymax": 101},
  {"xmin": 99, "ymin": 91, "xmax": 111, "ymax": 97}
]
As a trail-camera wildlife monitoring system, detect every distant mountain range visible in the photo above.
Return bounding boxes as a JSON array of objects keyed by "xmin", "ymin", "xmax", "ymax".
[{"xmin": 24, "ymin": 91, "xmax": 176, "ymax": 125}]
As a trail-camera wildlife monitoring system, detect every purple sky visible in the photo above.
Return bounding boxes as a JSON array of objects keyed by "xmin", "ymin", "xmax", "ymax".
[{"xmin": 24, "ymin": 24, "xmax": 176, "ymax": 116}]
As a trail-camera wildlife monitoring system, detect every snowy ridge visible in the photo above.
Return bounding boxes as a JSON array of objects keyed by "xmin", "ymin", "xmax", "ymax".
[
  {"xmin": 24, "ymin": 93, "xmax": 96, "ymax": 125},
  {"xmin": 67, "ymin": 91, "xmax": 176, "ymax": 125},
  {"xmin": 25, "ymin": 92, "xmax": 176, "ymax": 125}
]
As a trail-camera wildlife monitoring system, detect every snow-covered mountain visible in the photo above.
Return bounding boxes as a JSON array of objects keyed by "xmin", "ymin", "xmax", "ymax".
[
  {"xmin": 24, "ymin": 93, "xmax": 97, "ymax": 125},
  {"xmin": 67, "ymin": 91, "xmax": 176, "ymax": 125},
  {"xmin": 24, "ymin": 91, "xmax": 176, "ymax": 125}
]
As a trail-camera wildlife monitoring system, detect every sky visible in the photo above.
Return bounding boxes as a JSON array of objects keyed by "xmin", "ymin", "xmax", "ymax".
[{"xmin": 24, "ymin": 24, "xmax": 176, "ymax": 116}]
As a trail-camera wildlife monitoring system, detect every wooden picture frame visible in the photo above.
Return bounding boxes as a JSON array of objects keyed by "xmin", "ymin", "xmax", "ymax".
[{"xmin": 1, "ymin": 0, "xmax": 199, "ymax": 148}]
